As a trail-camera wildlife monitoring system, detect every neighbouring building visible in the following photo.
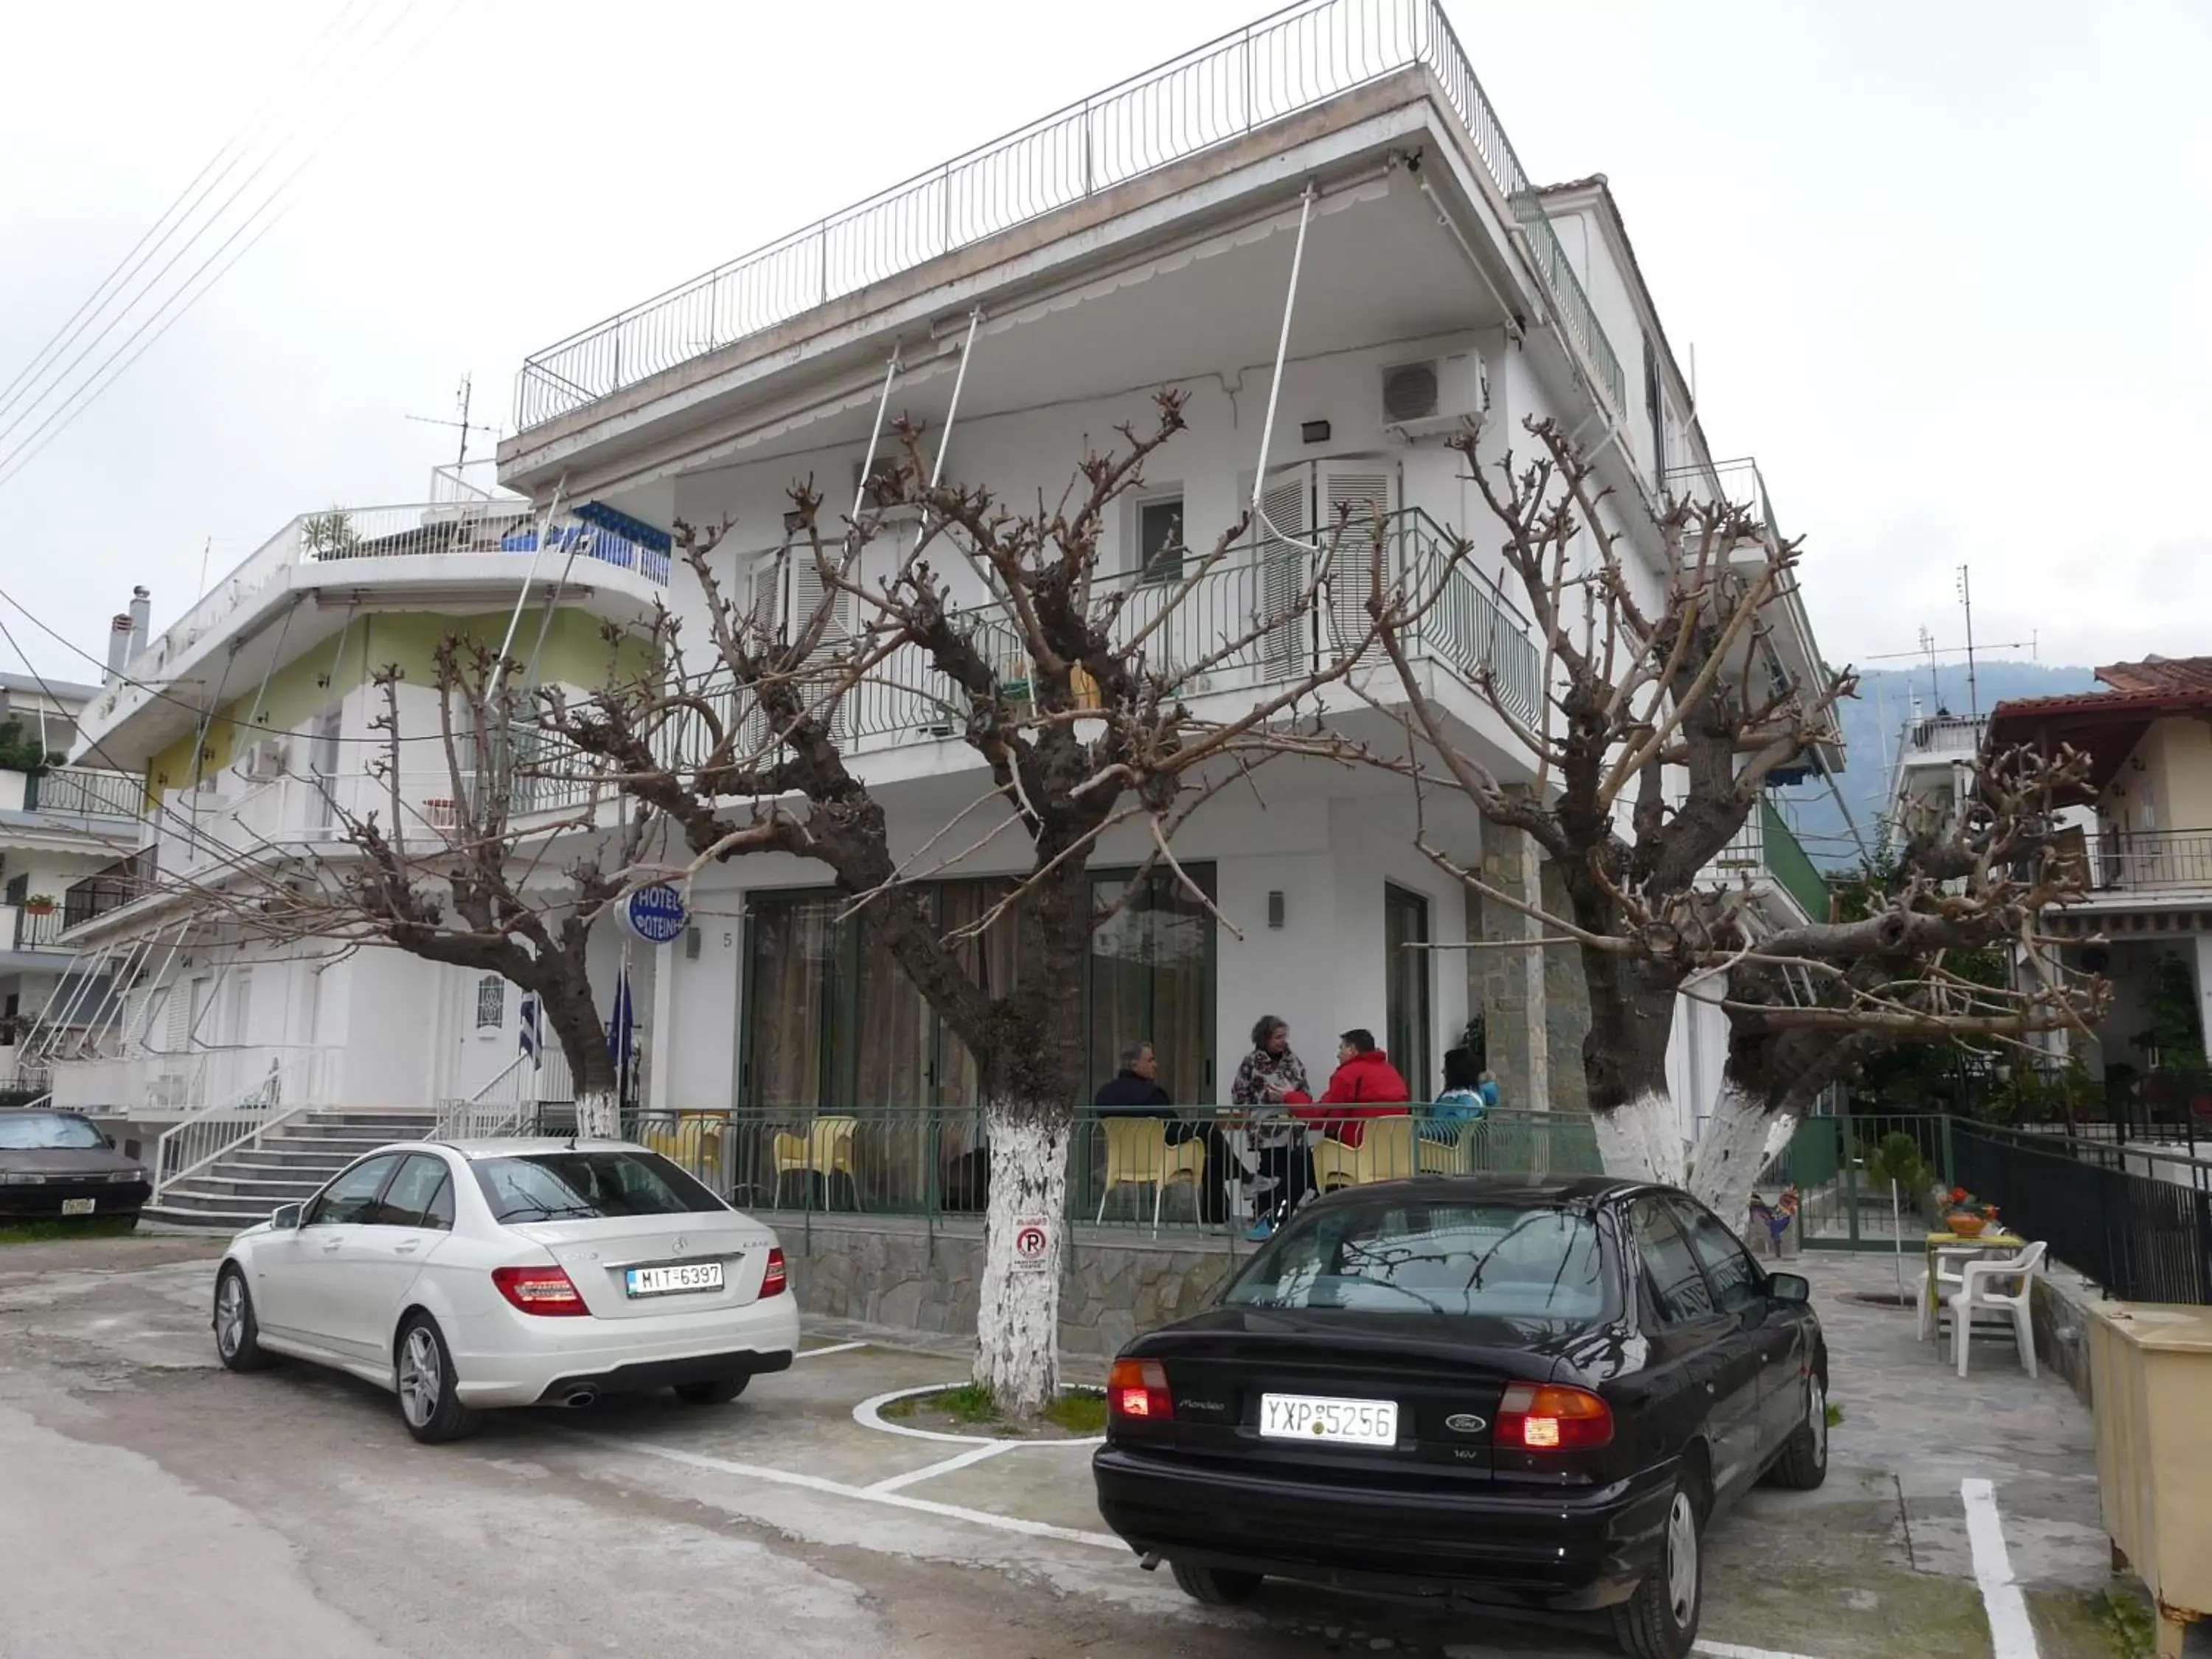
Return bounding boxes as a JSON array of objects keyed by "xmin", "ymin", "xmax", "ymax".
[
  {"xmin": 1986, "ymin": 655, "xmax": 2212, "ymax": 1094},
  {"xmin": 40, "ymin": 490, "xmax": 669, "ymax": 1215},
  {"xmin": 1, "ymin": 672, "xmax": 141, "ymax": 1094},
  {"xmin": 494, "ymin": 0, "xmax": 1839, "ymax": 1158}
]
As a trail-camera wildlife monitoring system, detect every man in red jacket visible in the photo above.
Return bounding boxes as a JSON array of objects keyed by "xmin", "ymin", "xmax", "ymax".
[{"xmin": 1296, "ymin": 1029, "xmax": 1411, "ymax": 1150}]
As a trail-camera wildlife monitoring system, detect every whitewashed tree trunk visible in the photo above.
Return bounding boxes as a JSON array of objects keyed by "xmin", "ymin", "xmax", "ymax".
[
  {"xmin": 973, "ymin": 1104, "xmax": 1071, "ymax": 1418},
  {"xmin": 1591, "ymin": 1090, "xmax": 1688, "ymax": 1186},
  {"xmin": 574, "ymin": 1087, "xmax": 620, "ymax": 1141},
  {"xmin": 1689, "ymin": 1085, "xmax": 1791, "ymax": 1235}
]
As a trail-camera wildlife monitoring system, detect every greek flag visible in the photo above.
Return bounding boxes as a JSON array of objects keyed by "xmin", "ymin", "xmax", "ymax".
[{"xmin": 518, "ymin": 994, "xmax": 541, "ymax": 1066}]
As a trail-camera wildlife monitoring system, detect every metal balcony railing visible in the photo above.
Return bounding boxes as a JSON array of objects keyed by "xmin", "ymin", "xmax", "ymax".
[
  {"xmin": 5, "ymin": 905, "xmax": 66, "ymax": 952},
  {"xmin": 24, "ymin": 766, "xmax": 142, "ymax": 820},
  {"xmin": 514, "ymin": 0, "xmax": 1627, "ymax": 430},
  {"xmin": 60, "ymin": 849, "xmax": 155, "ymax": 932},
  {"xmin": 1708, "ymin": 799, "xmax": 1830, "ymax": 922},
  {"xmin": 519, "ymin": 507, "xmax": 1541, "ymax": 796},
  {"xmin": 2096, "ymin": 830, "xmax": 2212, "ymax": 894}
]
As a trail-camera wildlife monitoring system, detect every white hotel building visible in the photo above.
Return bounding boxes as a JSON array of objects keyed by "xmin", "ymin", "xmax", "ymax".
[{"xmin": 46, "ymin": 0, "xmax": 1840, "ymax": 1224}]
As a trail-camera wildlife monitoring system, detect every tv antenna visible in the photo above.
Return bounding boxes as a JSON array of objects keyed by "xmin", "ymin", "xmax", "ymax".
[
  {"xmin": 1956, "ymin": 564, "xmax": 1980, "ymax": 717},
  {"xmin": 406, "ymin": 373, "xmax": 503, "ymax": 473}
]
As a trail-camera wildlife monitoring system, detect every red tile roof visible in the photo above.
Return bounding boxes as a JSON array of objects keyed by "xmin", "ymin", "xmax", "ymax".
[{"xmin": 1986, "ymin": 656, "xmax": 2212, "ymax": 790}]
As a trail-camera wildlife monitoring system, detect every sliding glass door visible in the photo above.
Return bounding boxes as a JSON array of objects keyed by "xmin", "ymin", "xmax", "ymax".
[{"xmin": 1384, "ymin": 883, "xmax": 1433, "ymax": 1103}]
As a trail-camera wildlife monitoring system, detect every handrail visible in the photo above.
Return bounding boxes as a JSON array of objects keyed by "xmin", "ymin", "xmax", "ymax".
[
  {"xmin": 152, "ymin": 1049, "xmax": 331, "ymax": 1199},
  {"xmin": 431, "ymin": 1053, "xmax": 536, "ymax": 1143},
  {"xmin": 514, "ymin": 0, "xmax": 1626, "ymax": 428}
]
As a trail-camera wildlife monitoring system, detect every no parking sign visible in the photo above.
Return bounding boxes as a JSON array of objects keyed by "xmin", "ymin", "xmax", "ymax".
[{"xmin": 1012, "ymin": 1217, "xmax": 1051, "ymax": 1272}]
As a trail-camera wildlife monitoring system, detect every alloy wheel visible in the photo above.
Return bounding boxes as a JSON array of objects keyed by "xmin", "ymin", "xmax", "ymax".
[
  {"xmin": 1809, "ymin": 1377, "xmax": 1828, "ymax": 1467},
  {"xmin": 397, "ymin": 1328, "xmax": 441, "ymax": 1428},
  {"xmin": 1665, "ymin": 1490, "xmax": 1699, "ymax": 1627},
  {"xmin": 215, "ymin": 1276, "xmax": 244, "ymax": 1358}
]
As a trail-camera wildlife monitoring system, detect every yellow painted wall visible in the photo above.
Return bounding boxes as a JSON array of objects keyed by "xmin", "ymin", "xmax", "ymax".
[{"xmin": 145, "ymin": 608, "xmax": 649, "ymax": 801}]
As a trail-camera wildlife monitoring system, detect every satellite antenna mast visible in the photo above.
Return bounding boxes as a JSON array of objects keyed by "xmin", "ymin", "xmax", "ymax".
[
  {"xmin": 1956, "ymin": 563, "xmax": 1980, "ymax": 717},
  {"xmin": 1919, "ymin": 625, "xmax": 1938, "ymax": 709},
  {"xmin": 406, "ymin": 374, "xmax": 503, "ymax": 494}
]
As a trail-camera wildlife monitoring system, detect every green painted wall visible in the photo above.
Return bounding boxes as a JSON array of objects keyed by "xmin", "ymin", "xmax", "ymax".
[{"xmin": 146, "ymin": 608, "xmax": 649, "ymax": 801}]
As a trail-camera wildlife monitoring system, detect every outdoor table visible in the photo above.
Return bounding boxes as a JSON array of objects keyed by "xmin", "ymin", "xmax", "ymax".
[{"xmin": 1921, "ymin": 1229, "xmax": 2025, "ymax": 1338}]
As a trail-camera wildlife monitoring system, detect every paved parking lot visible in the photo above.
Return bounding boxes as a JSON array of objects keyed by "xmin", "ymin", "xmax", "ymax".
[{"xmin": 0, "ymin": 1237, "xmax": 2140, "ymax": 1659}]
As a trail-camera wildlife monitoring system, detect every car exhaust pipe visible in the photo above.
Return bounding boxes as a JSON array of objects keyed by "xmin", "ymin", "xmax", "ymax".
[
  {"xmin": 1139, "ymin": 1551, "xmax": 1161, "ymax": 1571},
  {"xmin": 563, "ymin": 1388, "xmax": 598, "ymax": 1409}
]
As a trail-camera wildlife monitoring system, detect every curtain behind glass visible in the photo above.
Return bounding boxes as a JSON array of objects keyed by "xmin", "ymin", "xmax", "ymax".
[{"xmin": 746, "ymin": 898, "xmax": 835, "ymax": 1112}]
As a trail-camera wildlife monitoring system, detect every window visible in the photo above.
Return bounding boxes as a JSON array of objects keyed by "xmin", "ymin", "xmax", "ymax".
[
  {"xmin": 1383, "ymin": 885, "xmax": 1432, "ymax": 1102},
  {"xmin": 1630, "ymin": 1197, "xmax": 1715, "ymax": 1324},
  {"xmin": 3, "ymin": 874, "xmax": 25, "ymax": 908},
  {"xmin": 475, "ymin": 974, "xmax": 504, "ymax": 1034},
  {"xmin": 1222, "ymin": 1199, "xmax": 1611, "ymax": 1321},
  {"xmin": 473, "ymin": 1151, "xmax": 725, "ymax": 1222},
  {"xmin": 1672, "ymin": 1197, "xmax": 1765, "ymax": 1315},
  {"xmin": 1136, "ymin": 495, "xmax": 1184, "ymax": 585},
  {"xmin": 374, "ymin": 1153, "xmax": 455, "ymax": 1230},
  {"xmin": 305, "ymin": 1155, "xmax": 400, "ymax": 1228}
]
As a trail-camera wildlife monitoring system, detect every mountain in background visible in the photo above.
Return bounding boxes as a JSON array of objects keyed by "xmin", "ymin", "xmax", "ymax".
[{"xmin": 1774, "ymin": 660, "xmax": 2101, "ymax": 870}]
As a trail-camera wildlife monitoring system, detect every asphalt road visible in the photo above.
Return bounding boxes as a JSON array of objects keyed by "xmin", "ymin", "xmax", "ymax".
[{"xmin": 0, "ymin": 1237, "xmax": 1523, "ymax": 1659}]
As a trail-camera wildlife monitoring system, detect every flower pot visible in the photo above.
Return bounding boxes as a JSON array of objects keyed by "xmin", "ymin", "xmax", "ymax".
[{"xmin": 1946, "ymin": 1214, "xmax": 1986, "ymax": 1237}]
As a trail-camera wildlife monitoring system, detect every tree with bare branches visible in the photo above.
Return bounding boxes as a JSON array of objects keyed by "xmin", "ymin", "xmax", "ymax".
[
  {"xmin": 1367, "ymin": 419, "xmax": 2106, "ymax": 1225},
  {"xmin": 171, "ymin": 636, "xmax": 656, "ymax": 1140},
  {"xmin": 540, "ymin": 391, "xmax": 1376, "ymax": 1414}
]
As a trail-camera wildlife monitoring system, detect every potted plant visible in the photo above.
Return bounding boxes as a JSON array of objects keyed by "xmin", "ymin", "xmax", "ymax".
[
  {"xmin": 21, "ymin": 894, "xmax": 56, "ymax": 917},
  {"xmin": 1943, "ymin": 1187, "xmax": 1998, "ymax": 1237}
]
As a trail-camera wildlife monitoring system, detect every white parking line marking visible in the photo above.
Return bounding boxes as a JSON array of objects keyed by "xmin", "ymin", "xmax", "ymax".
[
  {"xmin": 1697, "ymin": 1642, "xmax": 1834, "ymax": 1659},
  {"xmin": 866, "ymin": 1439, "xmax": 1016, "ymax": 1494},
  {"xmin": 795, "ymin": 1340, "xmax": 869, "ymax": 1360},
  {"xmin": 571, "ymin": 1431, "xmax": 1125, "ymax": 1551},
  {"xmin": 1961, "ymin": 1478, "xmax": 2039, "ymax": 1659}
]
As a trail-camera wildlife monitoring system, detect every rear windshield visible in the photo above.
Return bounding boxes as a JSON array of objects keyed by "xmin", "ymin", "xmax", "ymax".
[
  {"xmin": 473, "ymin": 1151, "xmax": 728, "ymax": 1222},
  {"xmin": 0, "ymin": 1113, "xmax": 108, "ymax": 1152},
  {"xmin": 1222, "ymin": 1200, "xmax": 1612, "ymax": 1321}
]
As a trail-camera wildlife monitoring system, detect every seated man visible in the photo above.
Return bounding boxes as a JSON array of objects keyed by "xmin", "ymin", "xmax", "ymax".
[
  {"xmin": 1296, "ymin": 1029, "xmax": 1411, "ymax": 1150},
  {"xmin": 1093, "ymin": 1040, "xmax": 1225, "ymax": 1225}
]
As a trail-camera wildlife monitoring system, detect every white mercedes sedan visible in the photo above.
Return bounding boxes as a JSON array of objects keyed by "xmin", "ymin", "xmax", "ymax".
[{"xmin": 212, "ymin": 1138, "xmax": 799, "ymax": 1443}]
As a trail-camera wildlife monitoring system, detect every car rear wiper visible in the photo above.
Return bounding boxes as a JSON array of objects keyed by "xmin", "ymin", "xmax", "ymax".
[{"xmin": 498, "ymin": 1202, "xmax": 599, "ymax": 1222}]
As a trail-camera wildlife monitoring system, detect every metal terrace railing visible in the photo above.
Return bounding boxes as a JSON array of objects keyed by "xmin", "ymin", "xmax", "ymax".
[{"xmin": 514, "ymin": 0, "xmax": 1627, "ymax": 429}]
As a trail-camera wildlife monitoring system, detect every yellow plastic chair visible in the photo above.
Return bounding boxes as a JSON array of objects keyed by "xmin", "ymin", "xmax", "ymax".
[
  {"xmin": 1094, "ymin": 1117, "xmax": 1206, "ymax": 1236},
  {"xmin": 1314, "ymin": 1115, "xmax": 1438, "ymax": 1189},
  {"xmin": 772, "ymin": 1115, "xmax": 860, "ymax": 1208}
]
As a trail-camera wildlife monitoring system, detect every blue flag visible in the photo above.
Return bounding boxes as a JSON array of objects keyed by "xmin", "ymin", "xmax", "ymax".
[{"xmin": 606, "ymin": 967, "xmax": 635, "ymax": 1102}]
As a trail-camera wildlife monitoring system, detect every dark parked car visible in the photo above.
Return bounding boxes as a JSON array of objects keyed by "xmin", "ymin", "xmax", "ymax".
[
  {"xmin": 1092, "ymin": 1177, "xmax": 1827, "ymax": 1659},
  {"xmin": 0, "ymin": 1110, "xmax": 150, "ymax": 1222}
]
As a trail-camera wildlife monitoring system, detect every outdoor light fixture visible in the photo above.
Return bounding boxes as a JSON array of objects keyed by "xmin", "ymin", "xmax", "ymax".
[
  {"xmin": 1301, "ymin": 420, "xmax": 1331, "ymax": 445},
  {"xmin": 1267, "ymin": 891, "xmax": 1286, "ymax": 929}
]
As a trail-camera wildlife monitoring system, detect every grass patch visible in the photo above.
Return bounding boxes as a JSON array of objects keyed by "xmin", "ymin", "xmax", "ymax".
[
  {"xmin": 0, "ymin": 1216, "xmax": 139, "ymax": 1246},
  {"xmin": 883, "ymin": 1382, "xmax": 1107, "ymax": 1436},
  {"xmin": 1042, "ymin": 1390, "xmax": 1108, "ymax": 1435},
  {"xmin": 1825, "ymin": 1401, "xmax": 1845, "ymax": 1429},
  {"xmin": 2096, "ymin": 1588, "xmax": 2157, "ymax": 1659}
]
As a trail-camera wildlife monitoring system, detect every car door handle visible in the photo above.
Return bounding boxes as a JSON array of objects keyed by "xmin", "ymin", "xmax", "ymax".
[
  {"xmin": 321, "ymin": 1238, "xmax": 342, "ymax": 1252},
  {"xmin": 393, "ymin": 1238, "xmax": 421, "ymax": 1255}
]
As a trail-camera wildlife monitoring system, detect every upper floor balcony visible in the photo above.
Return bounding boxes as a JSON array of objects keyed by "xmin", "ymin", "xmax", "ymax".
[
  {"xmin": 2091, "ymin": 828, "xmax": 2212, "ymax": 901},
  {"xmin": 509, "ymin": 0, "xmax": 1625, "ymax": 455},
  {"xmin": 1705, "ymin": 799, "xmax": 1830, "ymax": 925},
  {"xmin": 79, "ymin": 499, "xmax": 673, "ymax": 770}
]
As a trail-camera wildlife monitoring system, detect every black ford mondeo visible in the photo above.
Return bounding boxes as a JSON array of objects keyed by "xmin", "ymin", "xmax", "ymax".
[{"xmin": 1091, "ymin": 1176, "xmax": 1828, "ymax": 1659}]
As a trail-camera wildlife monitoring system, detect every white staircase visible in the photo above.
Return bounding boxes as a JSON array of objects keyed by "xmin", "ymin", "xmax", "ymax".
[{"xmin": 141, "ymin": 1108, "xmax": 440, "ymax": 1233}]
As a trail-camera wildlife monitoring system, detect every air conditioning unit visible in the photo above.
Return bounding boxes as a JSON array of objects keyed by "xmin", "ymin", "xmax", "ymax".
[
  {"xmin": 244, "ymin": 739, "xmax": 288, "ymax": 780},
  {"xmin": 1380, "ymin": 352, "xmax": 1489, "ymax": 442}
]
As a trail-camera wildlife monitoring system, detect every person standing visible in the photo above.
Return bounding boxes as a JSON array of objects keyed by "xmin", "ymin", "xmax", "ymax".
[{"xmin": 1232, "ymin": 1015, "xmax": 1312, "ymax": 1242}]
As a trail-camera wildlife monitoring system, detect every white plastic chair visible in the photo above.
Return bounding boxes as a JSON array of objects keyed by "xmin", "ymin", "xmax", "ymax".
[
  {"xmin": 1919, "ymin": 1243, "xmax": 1990, "ymax": 1342},
  {"xmin": 1948, "ymin": 1240, "xmax": 2048, "ymax": 1378}
]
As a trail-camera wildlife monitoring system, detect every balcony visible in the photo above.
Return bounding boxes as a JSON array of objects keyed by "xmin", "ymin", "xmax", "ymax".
[
  {"xmin": 1708, "ymin": 799, "xmax": 1830, "ymax": 922},
  {"xmin": 3, "ymin": 904, "xmax": 66, "ymax": 954},
  {"xmin": 2096, "ymin": 829, "xmax": 2212, "ymax": 897},
  {"xmin": 60, "ymin": 849, "xmax": 156, "ymax": 933},
  {"xmin": 513, "ymin": 0, "xmax": 1625, "ymax": 431},
  {"xmin": 534, "ymin": 507, "xmax": 1541, "ymax": 790},
  {"xmin": 23, "ymin": 766, "xmax": 141, "ymax": 821}
]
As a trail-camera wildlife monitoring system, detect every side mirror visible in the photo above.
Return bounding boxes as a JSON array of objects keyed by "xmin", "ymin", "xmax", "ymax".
[
  {"xmin": 1768, "ymin": 1272, "xmax": 1811, "ymax": 1305},
  {"xmin": 271, "ymin": 1203, "xmax": 304, "ymax": 1231},
  {"xmin": 102, "ymin": 1133, "xmax": 117, "ymax": 1150}
]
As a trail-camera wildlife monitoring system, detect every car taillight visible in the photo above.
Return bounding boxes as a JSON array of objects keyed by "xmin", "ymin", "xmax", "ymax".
[
  {"xmin": 1107, "ymin": 1357, "xmax": 1172, "ymax": 1422},
  {"xmin": 759, "ymin": 1248, "xmax": 787, "ymax": 1298},
  {"xmin": 1495, "ymin": 1381, "xmax": 1613, "ymax": 1450},
  {"xmin": 492, "ymin": 1265, "xmax": 589, "ymax": 1316}
]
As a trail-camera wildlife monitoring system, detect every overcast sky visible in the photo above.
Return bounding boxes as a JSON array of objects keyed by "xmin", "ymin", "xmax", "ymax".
[{"xmin": 2, "ymin": 0, "xmax": 2205, "ymax": 698}]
